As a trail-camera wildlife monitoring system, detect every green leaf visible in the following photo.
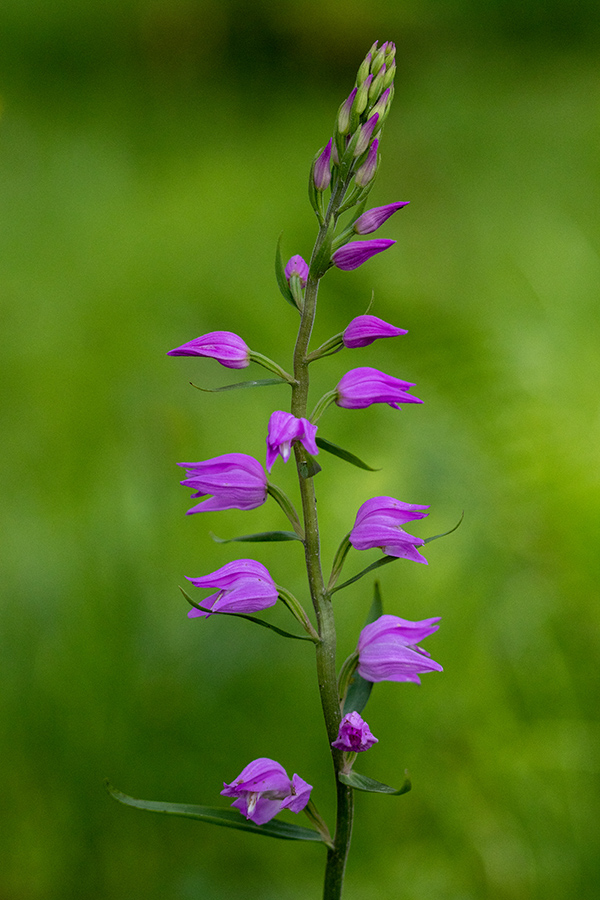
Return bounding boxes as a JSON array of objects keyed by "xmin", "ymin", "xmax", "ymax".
[
  {"xmin": 315, "ymin": 437, "xmax": 379, "ymax": 471},
  {"xmin": 275, "ymin": 234, "xmax": 299, "ymax": 310},
  {"xmin": 366, "ymin": 580, "xmax": 383, "ymax": 623},
  {"xmin": 338, "ymin": 771, "xmax": 411, "ymax": 796},
  {"xmin": 343, "ymin": 671, "xmax": 373, "ymax": 716},
  {"xmin": 190, "ymin": 378, "xmax": 286, "ymax": 392},
  {"xmin": 423, "ymin": 512, "xmax": 464, "ymax": 544},
  {"xmin": 106, "ymin": 783, "xmax": 324, "ymax": 842},
  {"xmin": 179, "ymin": 587, "xmax": 313, "ymax": 642},
  {"xmin": 210, "ymin": 530, "xmax": 301, "ymax": 544},
  {"xmin": 330, "ymin": 555, "xmax": 397, "ymax": 594}
]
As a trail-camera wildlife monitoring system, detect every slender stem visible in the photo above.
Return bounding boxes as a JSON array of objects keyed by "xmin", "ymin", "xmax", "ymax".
[{"xmin": 290, "ymin": 176, "xmax": 356, "ymax": 900}]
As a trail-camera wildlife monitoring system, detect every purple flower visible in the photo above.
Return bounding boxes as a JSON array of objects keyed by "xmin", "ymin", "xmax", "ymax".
[
  {"xmin": 313, "ymin": 139, "xmax": 332, "ymax": 191},
  {"xmin": 331, "ymin": 239, "xmax": 395, "ymax": 271},
  {"xmin": 353, "ymin": 113, "xmax": 379, "ymax": 157},
  {"xmin": 337, "ymin": 87, "xmax": 357, "ymax": 135},
  {"xmin": 353, "ymin": 202, "xmax": 410, "ymax": 235},
  {"xmin": 284, "ymin": 255, "xmax": 309, "ymax": 288},
  {"xmin": 266, "ymin": 411, "xmax": 319, "ymax": 472},
  {"xmin": 354, "ymin": 139, "xmax": 378, "ymax": 187},
  {"xmin": 186, "ymin": 559, "xmax": 278, "ymax": 618},
  {"xmin": 167, "ymin": 331, "xmax": 250, "ymax": 369},
  {"xmin": 350, "ymin": 495, "xmax": 430, "ymax": 564},
  {"xmin": 331, "ymin": 712, "xmax": 378, "ymax": 752},
  {"xmin": 357, "ymin": 614, "xmax": 443, "ymax": 683},
  {"xmin": 221, "ymin": 758, "xmax": 312, "ymax": 825},
  {"xmin": 335, "ymin": 367, "xmax": 422, "ymax": 409},
  {"xmin": 343, "ymin": 315, "xmax": 408, "ymax": 348},
  {"xmin": 178, "ymin": 453, "xmax": 267, "ymax": 514}
]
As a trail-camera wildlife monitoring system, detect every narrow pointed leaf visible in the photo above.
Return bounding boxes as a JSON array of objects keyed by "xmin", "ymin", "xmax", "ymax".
[
  {"xmin": 343, "ymin": 671, "xmax": 373, "ymax": 715},
  {"xmin": 315, "ymin": 437, "xmax": 379, "ymax": 471},
  {"xmin": 179, "ymin": 587, "xmax": 312, "ymax": 642},
  {"xmin": 338, "ymin": 771, "xmax": 411, "ymax": 796},
  {"xmin": 210, "ymin": 531, "xmax": 301, "ymax": 543},
  {"xmin": 423, "ymin": 512, "xmax": 464, "ymax": 544},
  {"xmin": 330, "ymin": 555, "xmax": 397, "ymax": 594},
  {"xmin": 191, "ymin": 378, "xmax": 286, "ymax": 392},
  {"xmin": 275, "ymin": 234, "xmax": 299, "ymax": 309},
  {"xmin": 106, "ymin": 783, "xmax": 323, "ymax": 842}
]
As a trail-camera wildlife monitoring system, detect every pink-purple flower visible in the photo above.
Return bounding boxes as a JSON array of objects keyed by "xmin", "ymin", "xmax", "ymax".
[
  {"xmin": 353, "ymin": 202, "xmax": 410, "ymax": 235},
  {"xmin": 353, "ymin": 113, "xmax": 379, "ymax": 156},
  {"xmin": 342, "ymin": 315, "xmax": 407, "ymax": 348},
  {"xmin": 313, "ymin": 139, "xmax": 333, "ymax": 191},
  {"xmin": 186, "ymin": 559, "xmax": 278, "ymax": 618},
  {"xmin": 357, "ymin": 614, "xmax": 443, "ymax": 683},
  {"xmin": 331, "ymin": 712, "xmax": 378, "ymax": 752},
  {"xmin": 335, "ymin": 367, "xmax": 422, "ymax": 409},
  {"xmin": 284, "ymin": 255, "xmax": 309, "ymax": 288},
  {"xmin": 354, "ymin": 138, "xmax": 378, "ymax": 187},
  {"xmin": 350, "ymin": 495, "xmax": 430, "ymax": 564},
  {"xmin": 332, "ymin": 240, "xmax": 395, "ymax": 271},
  {"xmin": 221, "ymin": 758, "xmax": 312, "ymax": 825},
  {"xmin": 178, "ymin": 453, "xmax": 267, "ymax": 514},
  {"xmin": 167, "ymin": 331, "xmax": 250, "ymax": 369},
  {"xmin": 266, "ymin": 411, "xmax": 319, "ymax": 472}
]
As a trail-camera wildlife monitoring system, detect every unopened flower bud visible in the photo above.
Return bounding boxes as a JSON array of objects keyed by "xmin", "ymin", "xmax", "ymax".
[
  {"xmin": 371, "ymin": 45, "xmax": 386, "ymax": 77},
  {"xmin": 337, "ymin": 87, "xmax": 357, "ymax": 135},
  {"xmin": 354, "ymin": 74, "xmax": 373, "ymax": 117},
  {"xmin": 313, "ymin": 139, "xmax": 332, "ymax": 191},
  {"xmin": 369, "ymin": 64, "xmax": 387, "ymax": 104},
  {"xmin": 332, "ymin": 238, "xmax": 395, "ymax": 271},
  {"xmin": 355, "ymin": 51, "xmax": 372, "ymax": 87},
  {"xmin": 383, "ymin": 62, "xmax": 396, "ymax": 90},
  {"xmin": 353, "ymin": 201, "xmax": 409, "ymax": 235},
  {"xmin": 284, "ymin": 255, "xmax": 309, "ymax": 287},
  {"xmin": 332, "ymin": 712, "xmax": 378, "ymax": 752},
  {"xmin": 353, "ymin": 113, "xmax": 379, "ymax": 157},
  {"xmin": 370, "ymin": 87, "xmax": 391, "ymax": 123},
  {"xmin": 354, "ymin": 139, "xmax": 379, "ymax": 187},
  {"xmin": 385, "ymin": 41, "xmax": 396, "ymax": 66}
]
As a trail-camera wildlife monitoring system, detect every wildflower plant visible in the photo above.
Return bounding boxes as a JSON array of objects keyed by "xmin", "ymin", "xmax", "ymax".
[{"xmin": 108, "ymin": 40, "xmax": 459, "ymax": 900}]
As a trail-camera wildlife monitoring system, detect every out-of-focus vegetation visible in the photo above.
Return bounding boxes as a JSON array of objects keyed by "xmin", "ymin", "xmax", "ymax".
[{"xmin": 1, "ymin": 2, "xmax": 599, "ymax": 898}]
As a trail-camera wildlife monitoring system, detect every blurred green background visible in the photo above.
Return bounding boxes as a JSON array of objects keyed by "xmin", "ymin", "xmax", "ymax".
[{"xmin": 1, "ymin": 1, "xmax": 599, "ymax": 898}]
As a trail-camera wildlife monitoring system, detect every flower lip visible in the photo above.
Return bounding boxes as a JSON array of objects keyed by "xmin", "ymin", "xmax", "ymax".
[
  {"xmin": 221, "ymin": 758, "xmax": 312, "ymax": 825},
  {"xmin": 186, "ymin": 559, "xmax": 278, "ymax": 618},
  {"xmin": 266, "ymin": 411, "xmax": 319, "ymax": 472},
  {"xmin": 342, "ymin": 315, "xmax": 407, "ymax": 348},
  {"xmin": 357, "ymin": 614, "xmax": 443, "ymax": 683},
  {"xmin": 167, "ymin": 331, "xmax": 250, "ymax": 369},
  {"xmin": 332, "ymin": 239, "xmax": 395, "ymax": 272},
  {"xmin": 178, "ymin": 452, "xmax": 267, "ymax": 514},
  {"xmin": 335, "ymin": 367, "xmax": 422, "ymax": 410},
  {"xmin": 331, "ymin": 711, "xmax": 378, "ymax": 752}
]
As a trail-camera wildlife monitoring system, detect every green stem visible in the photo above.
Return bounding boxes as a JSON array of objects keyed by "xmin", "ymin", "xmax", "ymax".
[{"xmin": 290, "ymin": 176, "xmax": 356, "ymax": 900}]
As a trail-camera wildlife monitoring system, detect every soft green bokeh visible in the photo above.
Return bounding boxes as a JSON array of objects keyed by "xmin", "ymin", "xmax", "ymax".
[{"xmin": 1, "ymin": 3, "xmax": 599, "ymax": 898}]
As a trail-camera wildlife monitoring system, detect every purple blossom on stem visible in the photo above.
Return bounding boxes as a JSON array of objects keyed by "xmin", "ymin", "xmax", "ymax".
[
  {"xmin": 186, "ymin": 559, "xmax": 278, "ymax": 618},
  {"xmin": 353, "ymin": 113, "xmax": 379, "ymax": 157},
  {"xmin": 284, "ymin": 255, "xmax": 309, "ymax": 288},
  {"xmin": 354, "ymin": 138, "xmax": 378, "ymax": 187},
  {"xmin": 313, "ymin": 139, "xmax": 333, "ymax": 191},
  {"xmin": 266, "ymin": 411, "xmax": 319, "ymax": 472},
  {"xmin": 335, "ymin": 367, "xmax": 422, "ymax": 409},
  {"xmin": 167, "ymin": 331, "xmax": 250, "ymax": 369},
  {"xmin": 178, "ymin": 453, "xmax": 267, "ymax": 514},
  {"xmin": 342, "ymin": 315, "xmax": 407, "ymax": 348},
  {"xmin": 331, "ymin": 239, "xmax": 395, "ymax": 271},
  {"xmin": 353, "ymin": 202, "xmax": 410, "ymax": 235},
  {"xmin": 221, "ymin": 758, "xmax": 312, "ymax": 825},
  {"xmin": 357, "ymin": 614, "xmax": 443, "ymax": 683},
  {"xmin": 331, "ymin": 712, "xmax": 378, "ymax": 752},
  {"xmin": 350, "ymin": 495, "xmax": 430, "ymax": 563},
  {"xmin": 337, "ymin": 87, "xmax": 358, "ymax": 135}
]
